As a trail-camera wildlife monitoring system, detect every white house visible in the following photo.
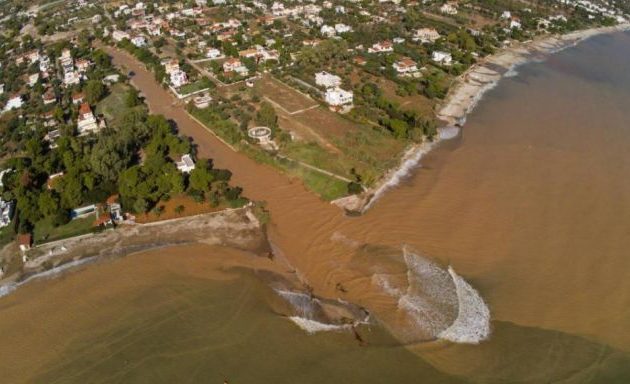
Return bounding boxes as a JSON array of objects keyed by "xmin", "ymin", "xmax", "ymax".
[
  {"xmin": 206, "ymin": 48, "xmax": 223, "ymax": 59},
  {"xmin": 321, "ymin": 25, "xmax": 336, "ymax": 37},
  {"xmin": 432, "ymin": 51, "xmax": 452, "ymax": 65},
  {"xmin": 4, "ymin": 95, "xmax": 23, "ymax": 112},
  {"xmin": 131, "ymin": 35, "xmax": 147, "ymax": 47},
  {"xmin": 170, "ymin": 69, "xmax": 189, "ymax": 88},
  {"xmin": 315, "ymin": 71, "xmax": 341, "ymax": 88},
  {"xmin": 64, "ymin": 70, "xmax": 81, "ymax": 86},
  {"xmin": 77, "ymin": 103, "xmax": 99, "ymax": 134},
  {"xmin": 176, "ymin": 154, "xmax": 196, "ymax": 173},
  {"xmin": 193, "ymin": 94, "xmax": 212, "ymax": 109},
  {"xmin": 325, "ymin": 87, "xmax": 353, "ymax": 107},
  {"xmin": 440, "ymin": 3, "xmax": 458, "ymax": 15},
  {"xmin": 368, "ymin": 40, "xmax": 394, "ymax": 53}
]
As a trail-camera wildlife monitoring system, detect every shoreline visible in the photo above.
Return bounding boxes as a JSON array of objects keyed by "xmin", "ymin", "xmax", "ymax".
[
  {"xmin": 334, "ymin": 23, "xmax": 630, "ymax": 214},
  {"xmin": 0, "ymin": 205, "xmax": 270, "ymax": 295}
]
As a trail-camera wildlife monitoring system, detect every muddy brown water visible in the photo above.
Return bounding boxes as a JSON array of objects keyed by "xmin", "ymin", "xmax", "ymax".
[{"xmin": 1, "ymin": 33, "xmax": 630, "ymax": 383}]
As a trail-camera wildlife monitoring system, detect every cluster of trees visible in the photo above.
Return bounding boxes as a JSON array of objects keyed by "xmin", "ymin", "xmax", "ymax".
[{"xmin": 355, "ymin": 82, "xmax": 437, "ymax": 141}]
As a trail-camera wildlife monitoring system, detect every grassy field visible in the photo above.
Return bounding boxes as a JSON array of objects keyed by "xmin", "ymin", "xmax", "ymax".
[
  {"xmin": 33, "ymin": 216, "xmax": 95, "ymax": 245},
  {"xmin": 178, "ymin": 79, "xmax": 212, "ymax": 96},
  {"xmin": 255, "ymin": 77, "xmax": 407, "ymax": 186},
  {"xmin": 96, "ymin": 83, "xmax": 145, "ymax": 128},
  {"xmin": 0, "ymin": 225, "xmax": 15, "ymax": 248}
]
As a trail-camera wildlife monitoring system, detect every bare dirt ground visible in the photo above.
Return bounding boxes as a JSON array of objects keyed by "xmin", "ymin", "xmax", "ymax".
[{"xmin": 256, "ymin": 75, "xmax": 319, "ymax": 114}]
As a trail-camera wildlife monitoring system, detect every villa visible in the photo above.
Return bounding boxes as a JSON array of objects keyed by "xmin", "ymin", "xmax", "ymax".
[
  {"xmin": 324, "ymin": 87, "xmax": 353, "ymax": 107},
  {"xmin": 432, "ymin": 51, "xmax": 453, "ymax": 65},
  {"xmin": 393, "ymin": 57, "xmax": 419, "ymax": 75},
  {"xmin": 77, "ymin": 103, "xmax": 100, "ymax": 134}
]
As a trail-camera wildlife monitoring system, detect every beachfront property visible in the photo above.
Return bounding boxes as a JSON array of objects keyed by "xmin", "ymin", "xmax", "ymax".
[
  {"xmin": 176, "ymin": 154, "xmax": 196, "ymax": 173},
  {"xmin": 315, "ymin": 71, "xmax": 342, "ymax": 89}
]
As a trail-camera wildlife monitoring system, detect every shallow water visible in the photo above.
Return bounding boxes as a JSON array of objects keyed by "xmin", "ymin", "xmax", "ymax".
[{"xmin": 2, "ymin": 32, "xmax": 630, "ymax": 382}]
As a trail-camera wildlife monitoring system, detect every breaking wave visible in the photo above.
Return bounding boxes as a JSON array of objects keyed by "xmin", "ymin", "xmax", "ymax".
[
  {"xmin": 0, "ymin": 257, "xmax": 97, "ymax": 299},
  {"xmin": 274, "ymin": 287, "xmax": 368, "ymax": 335},
  {"xmin": 362, "ymin": 142, "xmax": 436, "ymax": 212},
  {"xmin": 288, "ymin": 316, "xmax": 351, "ymax": 334},
  {"xmin": 504, "ymin": 67, "xmax": 519, "ymax": 77},
  {"xmin": 438, "ymin": 126, "xmax": 460, "ymax": 140},
  {"xmin": 438, "ymin": 266, "xmax": 491, "ymax": 344},
  {"xmin": 372, "ymin": 247, "xmax": 491, "ymax": 344}
]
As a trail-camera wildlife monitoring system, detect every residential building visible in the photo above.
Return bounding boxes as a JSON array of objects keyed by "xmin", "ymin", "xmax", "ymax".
[
  {"xmin": 170, "ymin": 69, "xmax": 189, "ymax": 88},
  {"xmin": 206, "ymin": 48, "xmax": 222, "ymax": 59},
  {"xmin": 393, "ymin": 57, "xmax": 418, "ymax": 74},
  {"xmin": 223, "ymin": 58, "xmax": 249, "ymax": 75},
  {"xmin": 77, "ymin": 103, "xmax": 99, "ymax": 134},
  {"xmin": 315, "ymin": 71, "xmax": 342, "ymax": 88},
  {"xmin": 414, "ymin": 28, "xmax": 441, "ymax": 43},
  {"xmin": 324, "ymin": 87, "xmax": 353, "ymax": 107},
  {"xmin": 440, "ymin": 3, "xmax": 458, "ymax": 15},
  {"xmin": 432, "ymin": 51, "xmax": 453, "ymax": 65},
  {"xmin": 368, "ymin": 40, "xmax": 394, "ymax": 53}
]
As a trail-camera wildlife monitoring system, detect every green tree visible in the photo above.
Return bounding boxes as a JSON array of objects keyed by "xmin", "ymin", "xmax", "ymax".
[
  {"xmin": 38, "ymin": 190, "xmax": 59, "ymax": 217},
  {"xmin": 256, "ymin": 101, "xmax": 278, "ymax": 128},
  {"xmin": 84, "ymin": 80, "xmax": 106, "ymax": 104}
]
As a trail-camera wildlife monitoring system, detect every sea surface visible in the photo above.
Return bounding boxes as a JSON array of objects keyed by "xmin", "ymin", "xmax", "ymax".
[{"xmin": 2, "ymin": 32, "xmax": 630, "ymax": 383}]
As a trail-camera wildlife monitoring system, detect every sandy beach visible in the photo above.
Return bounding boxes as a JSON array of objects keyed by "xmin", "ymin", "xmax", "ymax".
[
  {"xmin": 436, "ymin": 23, "xmax": 630, "ymax": 124},
  {"xmin": 334, "ymin": 23, "xmax": 630, "ymax": 213}
]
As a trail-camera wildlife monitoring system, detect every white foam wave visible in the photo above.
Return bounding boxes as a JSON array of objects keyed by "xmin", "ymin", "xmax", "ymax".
[
  {"xmin": 438, "ymin": 126, "xmax": 460, "ymax": 140},
  {"xmin": 504, "ymin": 67, "xmax": 519, "ymax": 77},
  {"xmin": 288, "ymin": 316, "xmax": 351, "ymax": 334},
  {"xmin": 0, "ymin": 257, "xmax": 97, "ymax": 300},
  {"xmin": 274, "ymin": 288, "xmax": 319, "ymax": 318},
  {"xmin": 438, "ymin": 266, "xmax": 491, "ymax": 344},
  {"xmin": 371, "ymin": 248, "xmax": 491, "ymax": 344},
  {"xmin": 0, "ymin": 282, "xmax": 17, "ymax": 298},
  {"xmin": 371, "ymin": 273, "xmax": 403, "ymax": 297},
  {"xmin": 362, "ymin": 142, "xmax": 436, "ymax": 212}
]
